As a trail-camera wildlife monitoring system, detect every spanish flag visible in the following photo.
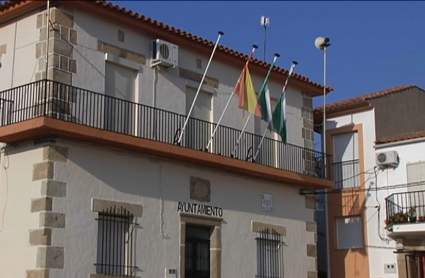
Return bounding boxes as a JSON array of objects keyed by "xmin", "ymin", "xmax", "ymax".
[{"xmin": 234, "ymin": 55, "xmax": 261, "ymax": 117}]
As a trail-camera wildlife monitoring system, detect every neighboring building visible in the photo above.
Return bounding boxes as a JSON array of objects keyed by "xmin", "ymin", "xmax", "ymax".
[
  {"xmin": 314, "ymin": 85, "xmax": 425, "ymax": 278},
  {"xmin": 0, "ymin": 1, "xmax": 334, "ymax": 278}
]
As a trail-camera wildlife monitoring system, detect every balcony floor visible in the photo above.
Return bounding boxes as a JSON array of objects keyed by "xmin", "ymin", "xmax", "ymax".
[
  {"xmin": 387, "ymin": 222, "xmax": 425, "ymax": 238},
  {"xmin": 0, "ymin": 117, "xmax": 334, "ymax": 189}
]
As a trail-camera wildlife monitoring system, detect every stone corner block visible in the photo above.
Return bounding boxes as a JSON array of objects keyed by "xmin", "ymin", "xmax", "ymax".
[
  {"xmin": 190, "ymin": 176, "xmax": 211, "ymax": 202},
  {"xmin": 36, "ymin": 246, "xmax": 64, "ymax": 269},
  {"xmin": 305, "ymin": 196, "xmax": 317, "ymax": 210},
  {"xmin": 33, "ymin": 161, "xmax": 54, "ymax": 181},
  {"xmin": 50, "ymin": 8, "xmax": 74, "ymax": 28},
  {"xmin": 43, "ymin": 145, "xmax": 69, "ymax": 162},
  {"xmin": 41, "ymin": 180, "xmax": 67, "ymax": 198},
  {"xmin": 29, "ymin": 228, "xmax": 52, "ymax": 246},
  {"xmin": 39, "ymin": 212, "xmax": 66, "ymax": 228},
  {"xmin": 307, "ymin": 244, "xmax": 317, "ymax": 257},
  {"xmin": 26, "ymin": 269, "xmax": 49, "ymax": 278},
  {"xmin": 31, "ymin": 197, "xmax": 53, "ymax": 213},
  {"xmin": 306, "ymin": 222, "xmax": 317, "ymax": 232},
  {"xmin": 308, "ymin": 271, "xmax": 318, "ymax": 278}
]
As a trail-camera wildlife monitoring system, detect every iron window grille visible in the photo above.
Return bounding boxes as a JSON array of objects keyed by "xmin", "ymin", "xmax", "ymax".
[
  {"xmin": 256, "ymin": 228, "xmax": 284, "ymax": 278},
  {"xmin": 95, "ymin": 206, "xmax": 138, "ymax": 277},
  {"xmin": 185, "ymin": 225, "xmax": 211, "ymax": 278}
]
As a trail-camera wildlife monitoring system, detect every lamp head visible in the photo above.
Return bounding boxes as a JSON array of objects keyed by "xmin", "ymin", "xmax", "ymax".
[{"xmin": 315, "ymin": 37, "xmax": 331, "ymax": 50}]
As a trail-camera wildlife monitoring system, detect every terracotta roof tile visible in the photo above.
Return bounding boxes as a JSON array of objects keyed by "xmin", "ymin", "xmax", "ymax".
[
  {"xmin": 0, "ymin": 0, "xmax": 331, "ymax": 94},
  {"xmin": 376, "ymin": 132, "xmax": 425, "ymax": 144},
  {"xmin": 315, "ymin": 84, "xmax": 417, "ymax": 113}
]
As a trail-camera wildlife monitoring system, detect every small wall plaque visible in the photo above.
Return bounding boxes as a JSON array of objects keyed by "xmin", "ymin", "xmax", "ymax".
[{"xmin": 261, "ymin": 193, "xmax": 273, "ymax": 212}]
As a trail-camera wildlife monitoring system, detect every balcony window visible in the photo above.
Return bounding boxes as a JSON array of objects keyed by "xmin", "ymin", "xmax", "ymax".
[
  {"xmin": 332, "ymin": 132, "xmax": 360, "ymax": 189},
  {"xmin": 332, "ymin": 159, "xmax": 360, "ymax": 189}
]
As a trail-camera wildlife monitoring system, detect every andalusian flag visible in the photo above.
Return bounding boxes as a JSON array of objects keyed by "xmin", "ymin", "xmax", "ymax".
[
  {"xmin": 272, "ymin": 62, "xmax": 297, "ymax": 143},
  {"xmin": 234, "ymin": 54, "xmax": 261, "ymax": 117},
  {"xmin": 272, "ymin": 91, "xmax": 287, "ymax": 143},
  {"xmin": 258, "ymin": 57, "xmax": 278, "ymax": 123}
]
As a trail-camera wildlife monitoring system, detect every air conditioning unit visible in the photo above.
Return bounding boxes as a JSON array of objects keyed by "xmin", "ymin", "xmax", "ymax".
[
  {"xmin": 376, "ymin": 150, "xmax": 399, "ymax": 168},
  {"xmin": 151, "ymin": 39, "xmax": 178, "ymax": 68}
]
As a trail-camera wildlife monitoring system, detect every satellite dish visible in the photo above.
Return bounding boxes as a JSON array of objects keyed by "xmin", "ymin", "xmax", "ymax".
[{"xmin": 315, "ymin": 37, "xmax": 331, "ymax": 50}]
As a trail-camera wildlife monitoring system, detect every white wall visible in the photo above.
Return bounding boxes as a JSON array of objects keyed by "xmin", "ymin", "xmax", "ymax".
[
  {"xmin": 325, "ymin": 109, "xmax": 423, "ymax": 278},
  {"xmin": 71, "ymin": 9, "xmax": 306, "ymax": 145},
  {"xmin": 0, "ymin": 10, "xmax": 41, "ymax": 90},
  {"xmin": 0, "ymin": 143, "xmax": 43, "ymax": 277},
  {"xmin": 51, "ymin": 139, "xmax": 315, "ymax": 278}
]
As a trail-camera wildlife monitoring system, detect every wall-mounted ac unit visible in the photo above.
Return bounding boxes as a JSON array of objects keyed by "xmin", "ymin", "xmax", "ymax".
[
  {"xmin": 376, "ymin": 150, "xmax": 399, "ymax": 168},
  {"xmin": 151, "ymin": 39, "xmax": 178, "ymax": 68}
]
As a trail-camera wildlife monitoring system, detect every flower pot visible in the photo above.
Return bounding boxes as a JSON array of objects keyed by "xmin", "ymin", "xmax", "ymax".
[
  {"xmin": 409, "ymin": 216, "xmax": 417, "ymax": 223},
  {"xmin": 420, "ymin": 216, "xmax": 425, "ymax": 222}
]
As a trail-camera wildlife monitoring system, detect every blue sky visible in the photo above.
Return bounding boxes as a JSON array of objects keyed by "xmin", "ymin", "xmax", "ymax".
[{"xmin": 111, "ymin": 1, "xmax": 425, "ymax": 108}]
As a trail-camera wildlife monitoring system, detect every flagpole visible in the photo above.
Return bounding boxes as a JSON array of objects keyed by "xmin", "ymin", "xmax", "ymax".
[
  {"xmin": 252, "ymin": 61, "xmax": 298, "ymax": 162},
  {"xmin": 231, "ymin": 53, "xmax": 280, "ymax": 158},
  {"xmin": 175, "ymin": 31, "xmax": 224, "ymax": 145},
  {"xmin": 205, "ymin": 44, "xmax": 258, "ymax": 152}
]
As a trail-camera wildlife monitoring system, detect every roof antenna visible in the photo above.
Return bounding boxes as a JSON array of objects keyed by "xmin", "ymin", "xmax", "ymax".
[{"xmin": 260, "ymin": 16, "xmax": 270, "ymax": 61}]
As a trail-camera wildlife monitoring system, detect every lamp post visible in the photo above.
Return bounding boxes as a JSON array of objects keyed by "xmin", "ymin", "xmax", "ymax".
[
  {"xmin": 315, "ymin": 36, "xmax": 331, "ymax": 278},
  {"xmin": 315, "ymin": 37, "xmax": 331, "ymax": 159}
]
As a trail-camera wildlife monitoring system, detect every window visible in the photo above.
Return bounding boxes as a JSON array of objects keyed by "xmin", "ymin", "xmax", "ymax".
[
  {"xmin": 95, "ymin": 207, "xmax": 138, "ymax": 276},
  {"xmin": 336, "ymin": 216, "xmax": 363, "ymax": 249},
  {"xmin": 185, "ymin": 225, "xmax": 211, "ymax": 278},
  {"xmin": 185, "ymin": 87, "xmax": 212, "ymax": 150},
  {"xmin": 405, "ymin": 253, "xmax": 425, "ymax": 278},
  {"xmin": 104, "ymin": 61, "xmax": 137, "ymax": 135},
  {"xmin": 407, "ymin": 162, "xmax": 425, "ymax": 192},
  {"xmin": 333, "ymin": 132, "xmax": 360, "ymax": 189},
  {"xmin": 256, "ymin": 228, "xmax": 284, "ymax": 278}
]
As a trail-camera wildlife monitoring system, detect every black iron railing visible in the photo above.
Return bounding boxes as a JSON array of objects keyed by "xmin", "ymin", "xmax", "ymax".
[
  {"xmin": 385, "ymin": 190, "xmax": 425, "ymax": 225},
  {"xmin": 332, "ymin": 159, "xmax": 360, "ymax": 189},
  {"xmin": 0, "ymin": 80, "xmax": 332, "ymax": 179}
]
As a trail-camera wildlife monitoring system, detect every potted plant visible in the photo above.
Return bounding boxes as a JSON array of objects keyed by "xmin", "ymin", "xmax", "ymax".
[
  {"xmin": 408, "ymin": 207, "xmax": 417, "ymax": 223},
  {"xmin": 393, "ymin": 211, "xmax": 408, "ymax": 224},
  {"xmin": 384, "ymin": 217, "xmax": 394, "ymax": 232},
  {"xmin": 420, "ymin": 215, "xmax": 425, "ymax": 222}
]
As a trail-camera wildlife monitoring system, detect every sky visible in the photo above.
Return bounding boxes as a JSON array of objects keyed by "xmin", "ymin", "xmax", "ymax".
[{"xmin": 110, "ymin": 1, "xmax": 425, "ymax": 109}]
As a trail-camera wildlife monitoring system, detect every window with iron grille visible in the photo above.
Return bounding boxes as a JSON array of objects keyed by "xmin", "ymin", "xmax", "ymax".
[
  {"xmin": 256, "ymin": 228, "xmax": 284, "ymax": 278},
  {"xmin": 95, "ymin": 207, "xmax": 138, "ymax": 276},
  {"xmin": 185, "ymin": 225, "xmax": 211, "ymax": 278}
]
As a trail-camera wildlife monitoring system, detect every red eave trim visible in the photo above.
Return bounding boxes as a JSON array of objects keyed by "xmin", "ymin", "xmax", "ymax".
[{"xmin": 0, "ymin": 117, "xmax": 334, "ymax": 190}]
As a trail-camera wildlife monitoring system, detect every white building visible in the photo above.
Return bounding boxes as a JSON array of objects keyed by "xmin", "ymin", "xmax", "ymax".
[
  {"xmin": 0, "ymin": 1, "xmax": 334, "ymax": 278},
  {"xmin": 314, "ymin": 85, "xmax": 425, "ymax": 278}
]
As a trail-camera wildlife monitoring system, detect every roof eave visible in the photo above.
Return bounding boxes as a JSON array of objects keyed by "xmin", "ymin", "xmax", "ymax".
[{"xmin": 313, "ymin": 101, "xmax": 372, "ymax": 130}]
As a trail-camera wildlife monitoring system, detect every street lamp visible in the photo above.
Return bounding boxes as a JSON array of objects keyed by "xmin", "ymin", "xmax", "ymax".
[
  {"xmin": 315, "ymin": 36, "xmax": 331, "ymax": 278},
  {"xmin": 315, "ymin": 37, "xmax": 331, "ymax": 156}
]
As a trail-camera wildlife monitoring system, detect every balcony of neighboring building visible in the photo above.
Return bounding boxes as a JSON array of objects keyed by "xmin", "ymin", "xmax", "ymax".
[
  {"xmin": 0, "ymin": 80, "xmax": 334, "ymax": 189},
  {"xmin": 385, "ymin": 190, "xmax": 425, "ymax": 238},
  {"xmin": 332, "ymin": 159, "xmax": 361, "ymax": 189}
]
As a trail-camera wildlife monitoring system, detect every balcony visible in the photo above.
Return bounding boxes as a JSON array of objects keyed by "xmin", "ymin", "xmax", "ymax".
[
  {"xmin": 385, "ymin": 190, "xmax": 425, "ymax": 237},
  {"xmin": 0, "ymin": 80, "xmax": 333, "ymax": 188},
  {"xmin": 332, "ymin": 159, "xmax": 360, "ymax": 189}
]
